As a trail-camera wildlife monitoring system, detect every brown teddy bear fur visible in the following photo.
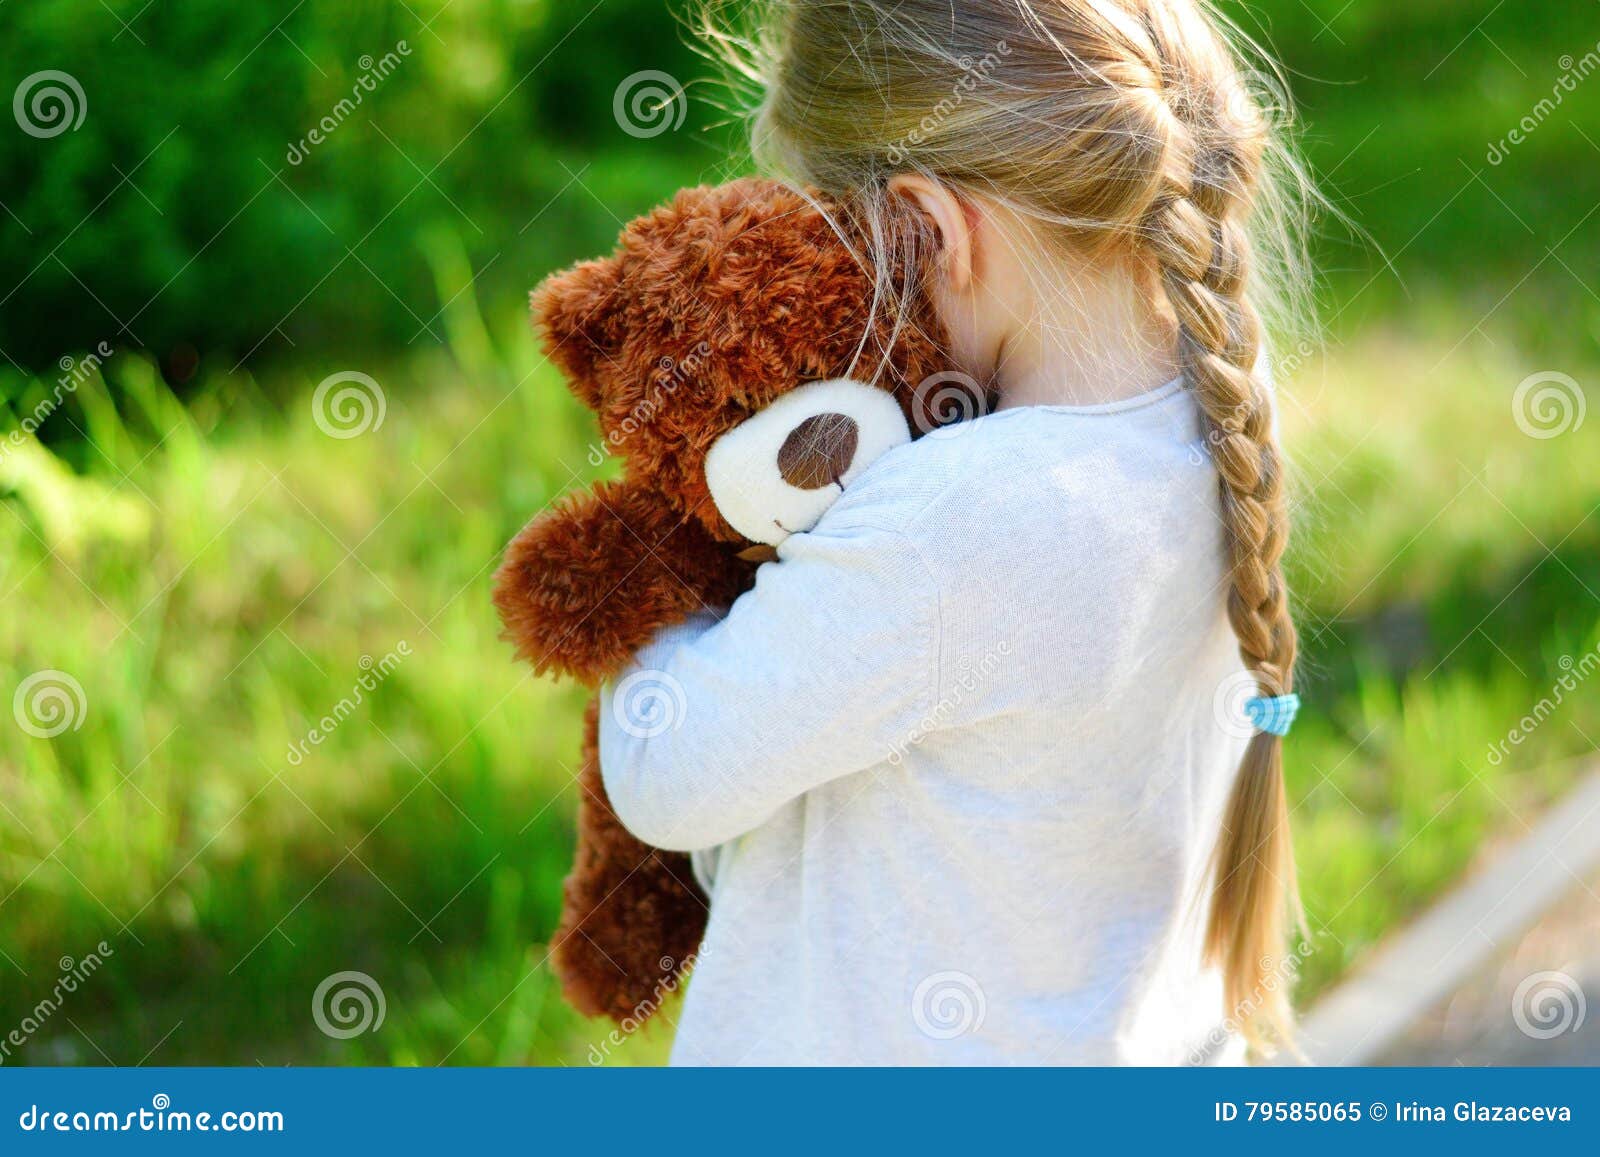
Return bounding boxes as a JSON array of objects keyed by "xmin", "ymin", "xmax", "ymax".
[{"xmin": 492, "ymin": 178, "xmax": 953, "ymax": 1024}]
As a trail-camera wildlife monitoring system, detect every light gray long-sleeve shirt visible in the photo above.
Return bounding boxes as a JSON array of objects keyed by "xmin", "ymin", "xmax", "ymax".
[{"xmin": 599, "ymin": 378, "xmax": 1253, "ymax": 1065}]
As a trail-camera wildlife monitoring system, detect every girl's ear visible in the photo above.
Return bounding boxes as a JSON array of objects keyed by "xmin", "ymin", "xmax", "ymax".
[
  {"xmin": 531, "ymin": 257, "xmax": 625, "ymax": 410},
  {"xmin": 887, "ymin": 173, "xmax": 978, "ymax": 292}
]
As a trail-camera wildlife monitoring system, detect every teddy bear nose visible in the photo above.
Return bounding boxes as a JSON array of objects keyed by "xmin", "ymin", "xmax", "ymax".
[{"xmin": 777, "ymin": 412, "xmax": 860, "ymax": 490}]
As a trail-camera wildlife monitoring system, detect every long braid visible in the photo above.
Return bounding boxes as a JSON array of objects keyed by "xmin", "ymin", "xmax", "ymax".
[{"xmin": 1139, "ymin": 12, "xmax": 1301, "ymax": 1048}]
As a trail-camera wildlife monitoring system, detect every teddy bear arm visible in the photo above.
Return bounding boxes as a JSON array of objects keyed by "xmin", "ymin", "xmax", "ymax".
[
  {"xmin": 549, "ymin": 699, "xmax": 707, "ymax": 1022},
  {"xmin": 492, "ymin": 477, "xmax": 748, "ymax": 686}
]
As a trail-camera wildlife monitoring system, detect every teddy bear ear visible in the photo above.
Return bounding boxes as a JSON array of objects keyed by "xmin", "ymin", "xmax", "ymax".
[{"xmin": 530, "ymin": 257, "xmax": 625, "ymax": 409}]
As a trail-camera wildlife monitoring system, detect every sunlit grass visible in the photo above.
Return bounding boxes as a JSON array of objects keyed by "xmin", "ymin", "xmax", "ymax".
[
  {"xmin": 1279, "ymin": 323, "xmax": 1600, "ymax": 997},
  {"xmin": 0, "ymin": 276, "xmax": 655, "ymax": 1064}
]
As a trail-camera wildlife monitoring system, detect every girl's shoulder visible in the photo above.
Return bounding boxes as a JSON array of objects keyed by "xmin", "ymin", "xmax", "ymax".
[
  {"xmin": 831, "ymin": 379, "xmax": 1209, "ymax": 545},
  {"xmin": 810, "ymin": 378, "xmax": 1233, "ymax": 717}
]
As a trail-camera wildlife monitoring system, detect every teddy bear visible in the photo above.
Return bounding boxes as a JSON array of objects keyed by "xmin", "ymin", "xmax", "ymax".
[{"xmin": 492, "ymin": 177, "xmax": 970, "ymax": 1024}]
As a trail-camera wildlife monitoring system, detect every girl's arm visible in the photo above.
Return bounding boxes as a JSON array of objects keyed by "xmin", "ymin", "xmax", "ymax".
[{"xmin": 597, "ymin": 506, "xmax": 939, "ymax": 852}]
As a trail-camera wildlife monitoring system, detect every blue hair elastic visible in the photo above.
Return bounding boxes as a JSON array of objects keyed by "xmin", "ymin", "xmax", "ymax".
[{"xmin": 1244, "ymin": 693, "xmax": 1300, "ymax": 737}]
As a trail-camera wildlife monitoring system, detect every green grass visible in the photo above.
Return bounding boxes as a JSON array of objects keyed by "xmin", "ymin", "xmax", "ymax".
[
  {"xmin": 2, "ymin": 269, "xmax": 1598, "ymax": 1061},
  {"xmin": 1278, "ymin": 325, "xmax": 1600, "ymax": 996},
  {"xmin": 0, "ymin": 272, "xmax": 677, "ymax": 1065}
]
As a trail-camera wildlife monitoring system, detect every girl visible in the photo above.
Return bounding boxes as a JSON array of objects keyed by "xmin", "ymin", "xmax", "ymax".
[{"xmin": 601, "ymin": 0, "xmax": 1309, "ymax": 1064}]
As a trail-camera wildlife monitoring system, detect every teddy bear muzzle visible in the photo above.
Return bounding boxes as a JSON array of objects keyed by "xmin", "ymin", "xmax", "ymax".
[{"xmin": 704, "ymin": 377, "xmax": 912, "ymax": 548}]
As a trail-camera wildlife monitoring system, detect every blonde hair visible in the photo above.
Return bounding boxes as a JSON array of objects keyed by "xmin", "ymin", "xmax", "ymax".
[{"xmin": 698, "ymin": 0, "xmax": 1311, "ymax": 1050}]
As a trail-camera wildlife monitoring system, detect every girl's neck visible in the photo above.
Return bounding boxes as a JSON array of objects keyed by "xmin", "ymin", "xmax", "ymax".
[
  {"xmin": 992, "ymin": 247, "xmax": 1179, "ymax": 410},
  {"xmin": 996, "ymin": 334, "xmax": 1179, "ymax": 409}
]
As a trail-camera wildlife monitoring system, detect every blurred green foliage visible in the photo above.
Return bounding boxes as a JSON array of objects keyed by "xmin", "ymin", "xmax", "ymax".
[
  {"xmin": 0, "ymin": 0, "xmax": 728, "ymax": 370},
  {"xmin": 3, "ymin": 1, "xmax": 1598, "ymax": 375},
  {"xmin": 1253, "ymin": 0, "xmax": 1600, "ymax": 344}
]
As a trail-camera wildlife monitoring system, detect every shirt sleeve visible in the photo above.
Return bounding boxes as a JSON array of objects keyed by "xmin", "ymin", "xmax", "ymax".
[{"xmin": 597, "ymin": 509, "xmax": 940, "ymax": 852}]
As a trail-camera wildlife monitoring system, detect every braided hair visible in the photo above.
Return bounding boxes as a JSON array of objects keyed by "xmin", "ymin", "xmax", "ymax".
[{"xmin": 1135, "ymin": 0, "xmax": 1301, "ymax": 1047}]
